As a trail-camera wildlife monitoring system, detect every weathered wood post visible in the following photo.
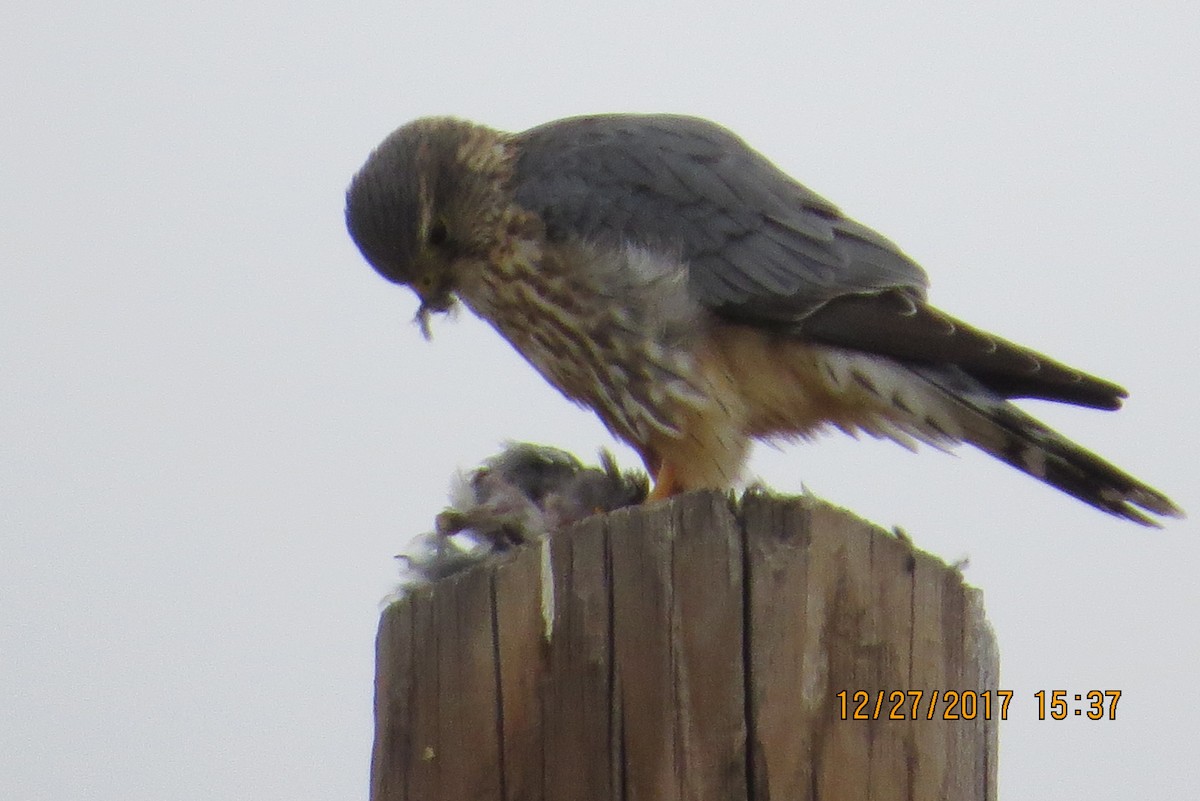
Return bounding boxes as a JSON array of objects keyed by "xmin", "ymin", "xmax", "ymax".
[{"xmin": 371, "ymin": 491, "xmax": 999, "ymax": 801}]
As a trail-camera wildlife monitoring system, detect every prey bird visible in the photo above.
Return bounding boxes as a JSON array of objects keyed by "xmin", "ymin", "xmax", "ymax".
[
  {"xmin": 435, "ymin": 443, "xmax": 648, "ymax": 547},
  {"xmin": 345, "ymin": 114, "xmax": 1182, "ymax": 526},
  {"xmin": 396, "ymin": 444, "xmax": 647, "ymax": 590}
]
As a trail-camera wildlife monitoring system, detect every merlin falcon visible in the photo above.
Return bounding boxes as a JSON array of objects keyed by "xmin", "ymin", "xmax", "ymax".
[{"xmin": 345, "ymin": 114, "xmax": 1182, "ymax": 526}]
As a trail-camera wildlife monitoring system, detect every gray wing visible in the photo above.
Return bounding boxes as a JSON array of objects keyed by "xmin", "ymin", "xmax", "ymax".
[
  {"xmin": 512, "ymin": 114, "xmax": 1127, "ymax": 410},
  {"xmin": 512, "ymin": 114, "xmax": 928, "ymax": 321}
]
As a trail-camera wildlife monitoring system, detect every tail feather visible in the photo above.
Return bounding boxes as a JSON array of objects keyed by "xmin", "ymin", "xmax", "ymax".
[{"xmin": 914, "ymin": 367, "xmax": 1184, "ymax": 527}]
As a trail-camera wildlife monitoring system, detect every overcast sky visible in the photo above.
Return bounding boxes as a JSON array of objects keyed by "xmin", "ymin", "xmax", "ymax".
[{"xmin": 2, "ymin": 1, "xmax": 1197, "ymax": 799}]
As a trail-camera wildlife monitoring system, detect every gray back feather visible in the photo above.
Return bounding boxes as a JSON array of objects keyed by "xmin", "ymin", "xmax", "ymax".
[{"xmin": 512, "ymin": 114, "xmax": 928, "ymax": 321}]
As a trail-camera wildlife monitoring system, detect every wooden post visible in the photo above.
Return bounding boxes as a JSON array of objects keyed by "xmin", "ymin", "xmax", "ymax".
[{"xmin": 370, "ymin": 491, "xmax": 999, "ymax": 801}]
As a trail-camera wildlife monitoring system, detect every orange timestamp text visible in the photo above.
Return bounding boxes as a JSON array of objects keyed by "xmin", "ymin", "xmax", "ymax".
[
  {"xmin": 836, "ymin": 689, "xmax": 1012, "ymax": 721},
  {"xmin": 836, "ymin": 689, "xmax": 1123, "ymax": 721}
]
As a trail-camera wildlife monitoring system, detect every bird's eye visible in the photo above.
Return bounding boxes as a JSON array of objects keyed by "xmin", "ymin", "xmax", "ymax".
[{"xmin": 428, "ymin": 220, "xmax": 449, "ymax": 246}]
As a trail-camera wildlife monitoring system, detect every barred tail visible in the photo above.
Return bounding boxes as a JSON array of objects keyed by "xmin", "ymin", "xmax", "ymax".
[{"xmin": 916, "ymin": 368, "xmax": 1184, "ymax": 527}]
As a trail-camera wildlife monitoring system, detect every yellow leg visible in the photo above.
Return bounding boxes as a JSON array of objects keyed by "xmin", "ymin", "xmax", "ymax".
[{"xmin": 647, "ymin": 461, "xmax": 682, "ymax": 501}]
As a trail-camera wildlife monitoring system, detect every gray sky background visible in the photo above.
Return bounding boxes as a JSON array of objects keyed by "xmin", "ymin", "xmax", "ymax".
[{"xmin": 3, "ymin": 1, "xmax": 1197, "ymax": 799}]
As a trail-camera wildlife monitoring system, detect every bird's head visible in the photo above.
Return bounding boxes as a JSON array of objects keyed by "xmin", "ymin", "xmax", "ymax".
[{"xmin": 345, "ymin": 117, "xmax": 512, "ymax": 337}]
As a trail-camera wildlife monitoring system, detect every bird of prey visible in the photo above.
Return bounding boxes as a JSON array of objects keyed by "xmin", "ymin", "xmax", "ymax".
[{"xmin": 346, "ymin": 114, "xmax": 1183, "ymax": 526}]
